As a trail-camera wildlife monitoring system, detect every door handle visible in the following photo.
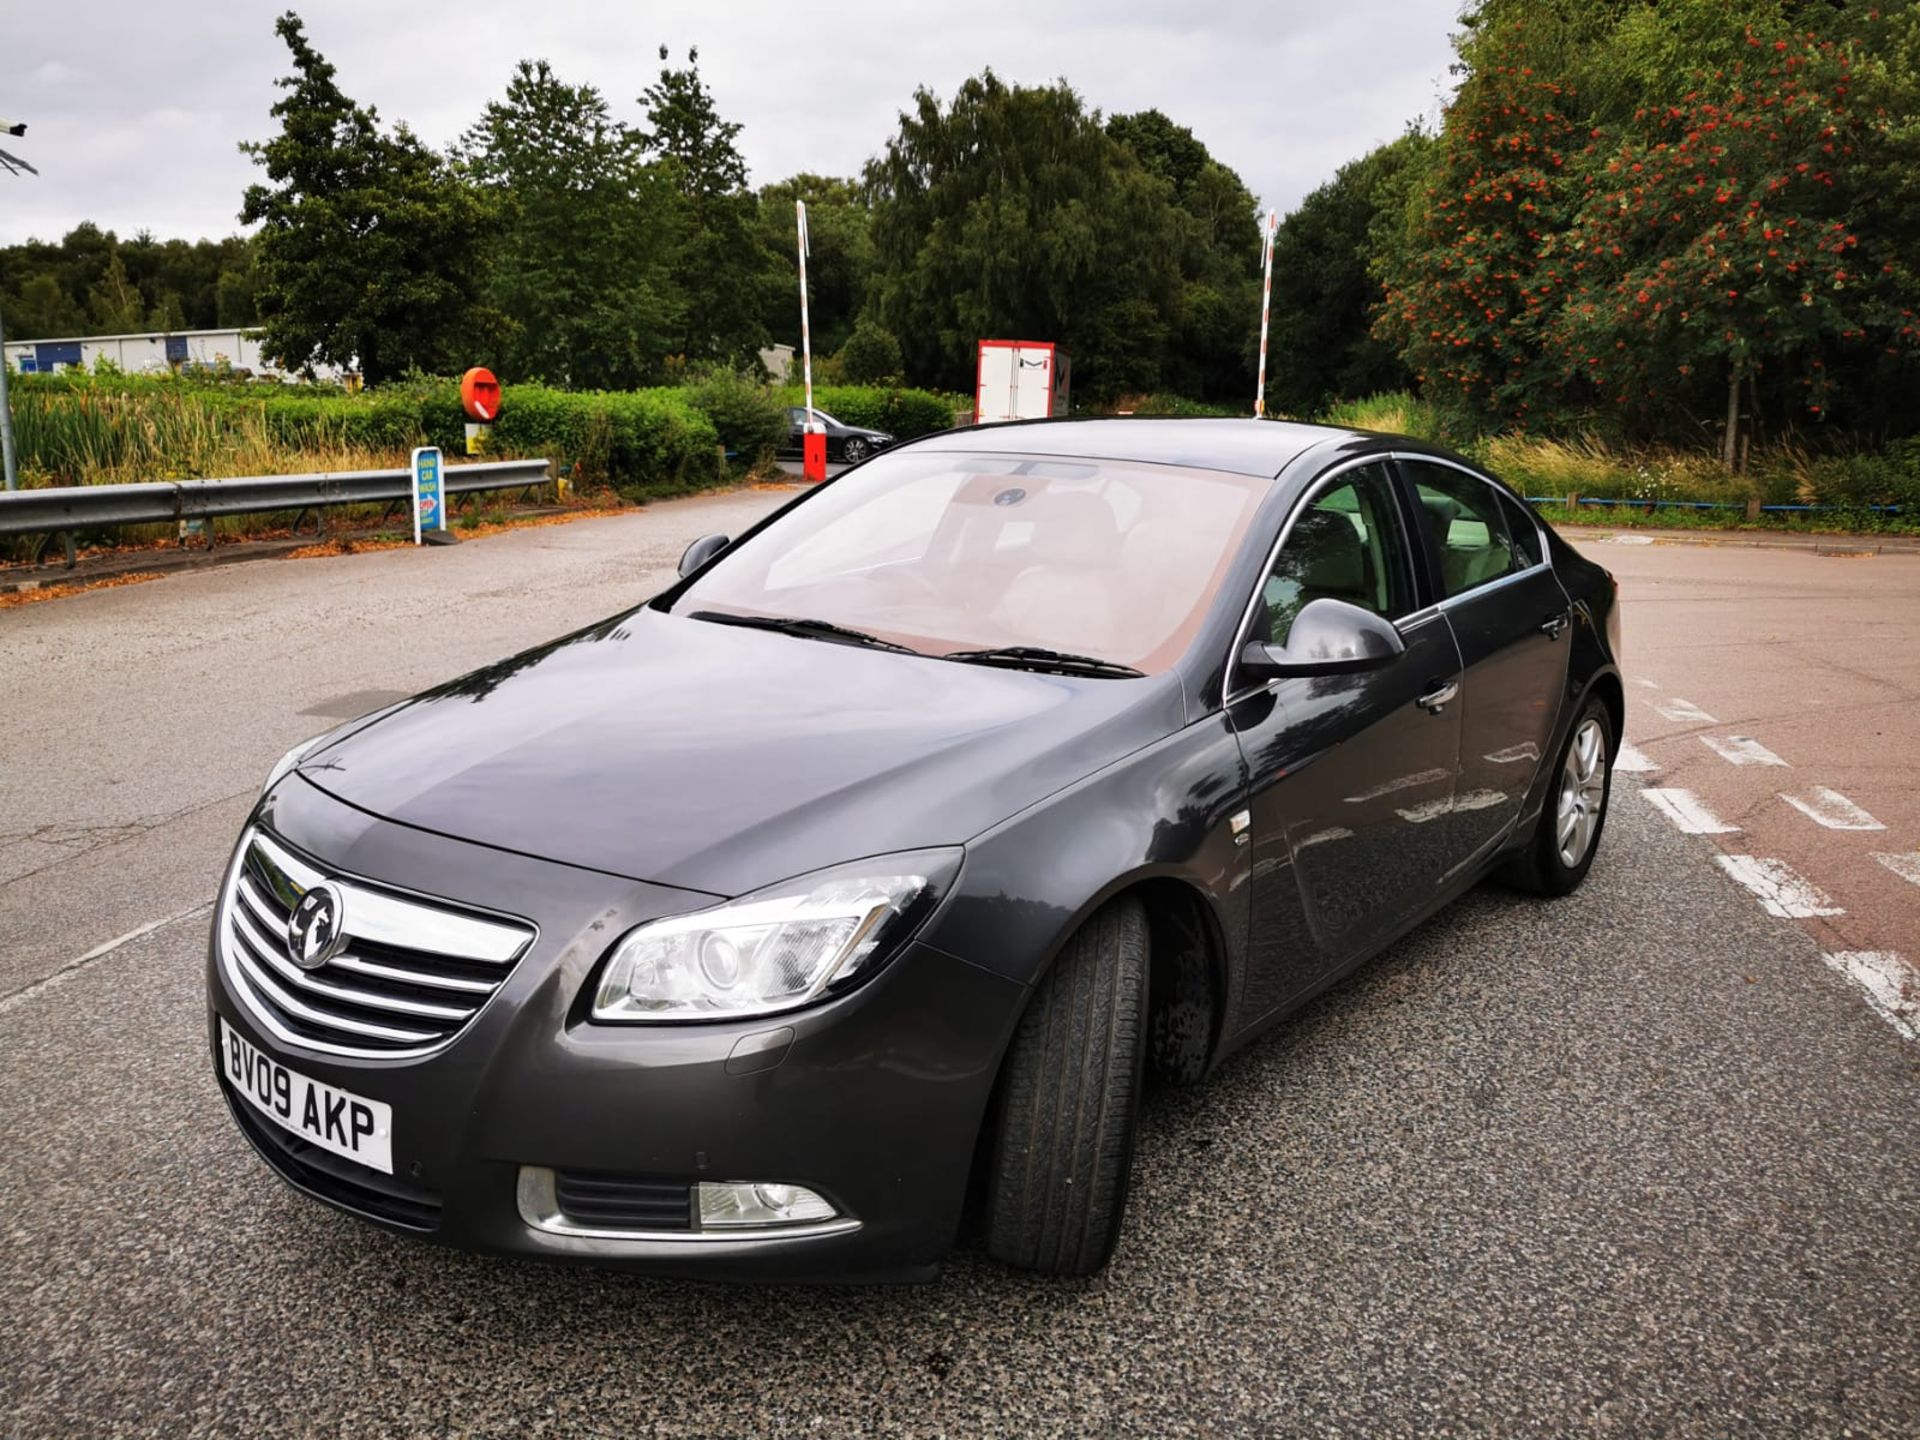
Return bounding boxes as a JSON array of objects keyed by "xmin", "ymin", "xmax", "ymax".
[
  {"xmin": 1540, "ymin": 611, "xmax": 1570, "ymax": 640},
  {"xmin": 1417, "ymin": 680, "xmax": 1458, "ymax": 715}
]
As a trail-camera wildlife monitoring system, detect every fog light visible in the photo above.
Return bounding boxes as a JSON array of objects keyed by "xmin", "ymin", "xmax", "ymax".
[{"xmin": 696, "ymin": 1180, "xmax": 837, "ymax": 1228}]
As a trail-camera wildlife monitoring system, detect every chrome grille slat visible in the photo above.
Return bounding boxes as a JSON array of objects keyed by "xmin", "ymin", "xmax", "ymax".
[
  {"xmin": 227, "ymin": 903, "xmax": 477, "ymax": 1023},
  {"xmin": 227, "ymin": 932, "xmax": 442, "ymax": 1044},
  {"xmin": 251, "ymin": 831, "xmax": 529, "ymax": 963},
  {"xmin": 328, "ymin": 953, "xmax": 496, "ymax": 995},
  {"xmin": 218, "ymin": 827, "xmax": 536, "ymax": 1059}
]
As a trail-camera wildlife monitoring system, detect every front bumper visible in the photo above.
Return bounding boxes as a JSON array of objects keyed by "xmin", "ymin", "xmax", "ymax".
[{"xmin": 207, "ymin": 777, "xmax": 1026, "ymax": 1282}]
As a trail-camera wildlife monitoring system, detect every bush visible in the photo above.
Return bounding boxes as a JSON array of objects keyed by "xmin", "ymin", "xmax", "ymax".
[
  {"xmin": 1109, "ymin": 393, "xmax": 1239, "ymax": 417},
  {"xmin": 681, "ymin": 369, "xmax": 787, "ymax": 464},
  {"xmin": 836, "ymin": 320, "xmax": 904, "ymax": 384},
  {"xmin": 773, "ymin": 384, "xmax": 964, "ymax": 439}
]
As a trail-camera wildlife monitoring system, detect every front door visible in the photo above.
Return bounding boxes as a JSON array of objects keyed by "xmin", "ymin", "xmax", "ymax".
[
  {"xmin": 1227, "ymin": 460, "xmax": 1463, "ymax": 1029},
  {"xmin": 1398, "ymin": 458, "xmax": 1571, "ymax": 870}
]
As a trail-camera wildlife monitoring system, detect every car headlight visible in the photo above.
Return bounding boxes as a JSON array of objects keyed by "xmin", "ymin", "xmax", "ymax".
[
  {"xmin": 590, "ymin": 849, "xmax": 962, "ymax": 1022},
  {"xmin": 262, "ymin": 734, "xmax": 327, "ymax": 796}
]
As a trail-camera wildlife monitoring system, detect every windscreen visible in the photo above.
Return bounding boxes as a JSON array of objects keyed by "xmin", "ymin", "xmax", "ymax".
[{"xmin": 673, "ymin": 449, "xmax": 1270, "ymax": 673}]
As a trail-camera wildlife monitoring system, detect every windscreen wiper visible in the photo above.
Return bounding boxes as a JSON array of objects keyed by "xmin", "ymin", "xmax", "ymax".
[
  {"xmin": 687, "ymin": 610, "xmax": 921, "ymax": 655},
  {"xmin": 939, "ymin": 645, "xmax": 1145, "ymax": 679}
]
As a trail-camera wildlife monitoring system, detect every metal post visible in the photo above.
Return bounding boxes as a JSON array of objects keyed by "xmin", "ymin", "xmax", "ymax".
[
  {"xmin": 1254, "ymin": 209, "xmax": 1276, "ymax": 419},
  {"xmin": 0, "ymin": 300, "xmax": 19, "ymax": 491}
]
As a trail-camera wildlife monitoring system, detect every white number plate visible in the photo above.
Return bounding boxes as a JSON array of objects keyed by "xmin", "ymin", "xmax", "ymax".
[{"xmin": 220, "ymin": 1018, "xmax": 394, "ymax": 1174}]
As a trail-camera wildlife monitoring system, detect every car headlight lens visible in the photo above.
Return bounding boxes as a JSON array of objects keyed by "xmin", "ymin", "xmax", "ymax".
[
  {"xmin": 262, "ymin": 734, "xmax": 326, "ymax": 796},
  {"xmin": 590, "ymin": 849, "xmax": 961, "ymax": 1022}
]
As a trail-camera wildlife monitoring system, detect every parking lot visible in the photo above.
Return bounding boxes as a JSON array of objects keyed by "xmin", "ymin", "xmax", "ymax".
[{"xmin": 2, "ymin": 499, "xmax": 1916, "ymax": 1437}]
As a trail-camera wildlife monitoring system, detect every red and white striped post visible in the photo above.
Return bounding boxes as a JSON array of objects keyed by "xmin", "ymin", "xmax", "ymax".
[
  {"xmin": 1254, "ymin": 208, "xmax": 1276, "ymax": 418},
  {"xmin": 796, "ymin": 200, "xmax": 826, "ymax": 481}
]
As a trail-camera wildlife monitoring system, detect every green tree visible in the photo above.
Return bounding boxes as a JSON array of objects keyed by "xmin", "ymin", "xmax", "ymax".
[
  {"xmin": 865, "ymin": 71, "xmax": 1189, "ymax": 399},
  {"xmin": 86, "ymin": 252, "xmax": 146, "ymax": 332},
  {"xmin": 639, "ymin": 47, "xmax": 771, "ymax": 366},
  {"xmin": 1542, "ymin": 1, "xmax": 1920, "ymax": 457},
  {"xmin": 461, "ymin": 59, "xmax": 681, "ymax": 388},
  {"xmin": 240, "ymin": 11, "xmax": 496, "ymax": 381},
  {"xmin": 8, "ymin": 273, "xmax": 83, "ymax": 337},
  {"xmin": 146, "ymin": 288, "xmax": 188, "ymax": 333},
  {"xmin": 836, "ymin": 316, "xmax": 903, "ymax": 382},
  {"xmin": 1264, "ymin": 130, "xmax": 1432, "ymax": 417},
  {"xmin": 1108, "ymin": 109, "xmax": 1265, "ymax": 402},
  {"xmin": 757, "ymin": 174, "xmax": 871, "ymax": 355}
]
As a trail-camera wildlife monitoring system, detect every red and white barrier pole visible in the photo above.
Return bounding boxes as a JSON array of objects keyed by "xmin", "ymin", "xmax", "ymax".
[
  {"xmin": 797, "ymin": 200, "xmax": 826, "ymax": 481},
  {"xmin": 1254, "ymin": 209, "xmax": 1276, "ymax": 418}
]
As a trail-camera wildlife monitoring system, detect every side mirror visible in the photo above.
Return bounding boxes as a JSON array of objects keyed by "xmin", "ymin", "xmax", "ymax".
[
  {"xmin": 678, "ymin": 533, "xmax": 730, "ymax": 578},
  {"xmin": 1239, "ymin": 598, "xmax": 1406, "ymax": 682}
]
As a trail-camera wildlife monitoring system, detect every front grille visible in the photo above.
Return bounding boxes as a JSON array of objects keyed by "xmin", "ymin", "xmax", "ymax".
[
  {"xmin": 554, "ymin": 1171, "xmax": 693, "ymax": 1231},
  {"xmin": 224, "ymin": 1082, "xmax": 442, "ymax": 1231},
  {"xmin": 219, "ymin": 827, "xmax": 535, "ymax": 1059}
]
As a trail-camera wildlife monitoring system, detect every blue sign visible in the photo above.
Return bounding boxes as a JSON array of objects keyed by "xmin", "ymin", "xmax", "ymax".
[
  {"xmin": 165, "ymin": 335, "xmax": 190, "ymax": 364},
  {"xmin": 411, "ymin": 446, "xmax": 444, "ymax": 544}
]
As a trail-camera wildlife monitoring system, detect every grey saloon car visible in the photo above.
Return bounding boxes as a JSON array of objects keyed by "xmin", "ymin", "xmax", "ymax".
[{"xmin": 209, "ymin": 417, "xmax": 1622, "ymax": 1282}]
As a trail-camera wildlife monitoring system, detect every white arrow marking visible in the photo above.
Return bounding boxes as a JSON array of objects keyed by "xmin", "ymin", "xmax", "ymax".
[
  {"xmin": 1642, "ymin": 787, "xmax": 1739, "ymax": 834},
  {"xmin": 1653, "ymin": 698, "xmax": 1716, "ymax": 724},
  {"xmin": 1780, "ymin": 787, "xmax": 1884, "ymax": 831},
  {"xmin": 1820, "ymin": 952, "xmax": 1918, "ymax": 1043},
  {"xmin": 1701, "ymin": 733, "xmax": 1789, "ymax": 767},
  {"xmin": 1614, "ymin": 742, "xmax": 1657, "ymax": 774},
  {"xmin": 1872, "ymin": 852, "xmax": 1920, "ymax": 889},
  {"xmin": 1715, "ymin": 855, "xmax": 1844, "ymax": 918}
]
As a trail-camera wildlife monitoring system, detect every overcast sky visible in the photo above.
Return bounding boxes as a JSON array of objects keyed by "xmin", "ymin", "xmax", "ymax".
[{"xmin": 0, "ymin": 0, "xmax": 1461, "ymax": 246}]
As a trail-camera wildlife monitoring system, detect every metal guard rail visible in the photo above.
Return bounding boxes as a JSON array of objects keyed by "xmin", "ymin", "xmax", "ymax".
[{"xmin": 0, "ymin": 458, "xmax": 555, "ymax": 544}]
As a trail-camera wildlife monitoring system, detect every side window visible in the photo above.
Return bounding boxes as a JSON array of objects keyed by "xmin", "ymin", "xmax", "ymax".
[
  {"xmin": 1498, "ymin": 490, "xmax": 1544, "ymax": 567},
  {"xmin": 1258, "ymin": 462, "xmax": 1414, "ymax": 648},
  {"xmin": 1401, "ymin": 460, "xmax": 1522, "ymax": 598}
]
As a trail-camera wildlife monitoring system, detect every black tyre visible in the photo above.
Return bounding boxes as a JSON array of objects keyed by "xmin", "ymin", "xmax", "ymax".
[
  {"xmin": 843, "ymin": 437, "xmax": 870, "ymax": 464},
  {"xmin": 1500, "ymin": 695, "xmax": 1614, "ymax": 897},
  {"xmin": 984, "ymin": 896, "xmax": 1149, "ymax": 1275}
]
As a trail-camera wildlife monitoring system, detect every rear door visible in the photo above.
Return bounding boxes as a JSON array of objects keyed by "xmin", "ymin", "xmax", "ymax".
[
  {"xmin": 1226, "ymin": 459, "xmax": 1463, "ymax": 1027},
  {"xmin": 1396, "ymin": 457, "xmax": 1571, "ymax": 872}
]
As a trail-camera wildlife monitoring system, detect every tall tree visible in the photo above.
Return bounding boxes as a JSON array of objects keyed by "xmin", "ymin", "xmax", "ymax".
[
  {"xmin": 240, "ymin": 11, "xmax": 496, "ymax": 381},
  {"xmin": 755, "ymin": 174, "xmax": 872, "ymax": 356},
  {"xmin": 639, "ymin": 47, "xmax": 771, "ymax": 365},
  {"xmin": 1264, "ymin": 129, "xmax": 1432, "ymax": 416},
  {"xmin": 865, "ymin": 72, "xmax": 1189, "ymax": 399},
  {"xmin": 86, "ymin": 252, "xmax": 146, "ymax": 332},
  {"xmin": 461, "ymin": 60, "xmax": 681, "ymax": 389},
  {"xmin": 1108, "ymin": 109, "xmax": 1264, "ymax": 401}
]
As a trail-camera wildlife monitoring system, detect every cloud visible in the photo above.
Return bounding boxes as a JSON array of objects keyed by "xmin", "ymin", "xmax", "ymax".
[{"xmin": 0, "ymin": 0, "xmax": 1460, "ymax": 244}]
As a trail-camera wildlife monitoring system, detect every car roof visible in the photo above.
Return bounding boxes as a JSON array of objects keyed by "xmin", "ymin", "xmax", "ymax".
[{"xmin": 910, "ymin": 416, "xmax": 1390, "ymax": 479}]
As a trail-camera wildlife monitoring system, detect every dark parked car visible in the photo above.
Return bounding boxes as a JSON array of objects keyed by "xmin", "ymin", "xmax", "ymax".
[
  {"xmin": 780, "ymin": 405, "xmax": 893, "ymax": 463},
  {"xmin": 209, "ymin": 418, "xmax": 1622, "ymax": 1282}
]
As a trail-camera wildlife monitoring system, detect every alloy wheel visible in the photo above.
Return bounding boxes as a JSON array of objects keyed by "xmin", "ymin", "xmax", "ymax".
[{"xmin": 1556, "ymin": 717, "xmax": 1608, "ymax": 868}]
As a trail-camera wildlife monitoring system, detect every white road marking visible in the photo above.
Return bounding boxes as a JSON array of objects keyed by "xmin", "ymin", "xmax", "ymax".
[
  {"xmin": 1296, "ymin": 826, "xmax": 1353, "ymax": 850},
  {"xmin": 1642, "ymin": 787, "xmax": 1740, "ymax": 835},
  {"xmin": 1652, "ymin": 698, "xmax": 1717, "ymax": 724},
  {"xmin": 1780, "ymin": 787, "xmax": 1885, "ymax": 831},
  {"xmin": 1634, "ymin": 677, "xmax": 1660, "ymax": 689},
  {"xmin": 1871, "ymin": 852, "xmax": 1920, "ymax": 888},
  {"xmin": 1715, "ymin": 855, "xmax": 1845, "ymax": 919},
  {"xmin": 0, "ymin": 902, "xmax": 214, "ymax": 1017},
  {"xmin": 1614, "ymin": 742, "xmax": 1658, "ymax": 774},
  {"xmin": 1820, "ymin": 952, "xmax": 1918, "ymax": 1044},
  {"xmin": 1609, "ymin": 535, "xmax": 1657, "ymax": 545},
  {"xmin": 1701, "ymin": 734, "xmax": 1789, "ymax": 767}
]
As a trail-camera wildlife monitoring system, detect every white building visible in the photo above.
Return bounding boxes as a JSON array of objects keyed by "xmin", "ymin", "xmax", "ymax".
[{"xmin": 2, "ymin": 326, "xmax": 346, "ymax": 381}]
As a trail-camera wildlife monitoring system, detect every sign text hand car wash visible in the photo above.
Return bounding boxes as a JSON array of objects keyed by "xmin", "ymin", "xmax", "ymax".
[{"xmin": 411, "ymin": 446, "xmax": 445, "ymax": 545}]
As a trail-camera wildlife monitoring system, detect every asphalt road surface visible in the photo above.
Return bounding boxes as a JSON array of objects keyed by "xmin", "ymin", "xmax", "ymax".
[{"xmin": 2, "ymin": 500, "xmax": 1916, "ymax": 1437}]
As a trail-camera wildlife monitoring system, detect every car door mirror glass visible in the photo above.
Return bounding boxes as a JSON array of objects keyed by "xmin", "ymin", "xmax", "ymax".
[{"xmin": 679, "ymin": 533, "xmax": 731, "ymax": 578}]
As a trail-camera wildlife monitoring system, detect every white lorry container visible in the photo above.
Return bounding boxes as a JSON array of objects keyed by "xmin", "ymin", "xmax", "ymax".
[{"xmin": 974, "ymin": 339, "xmax": 1070, "ymax": 424}]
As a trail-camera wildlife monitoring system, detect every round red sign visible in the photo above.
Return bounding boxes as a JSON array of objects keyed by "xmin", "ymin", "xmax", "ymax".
[{"xmin": 460, "ymin": 367, "xmax": 501, "ymax": 422}]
